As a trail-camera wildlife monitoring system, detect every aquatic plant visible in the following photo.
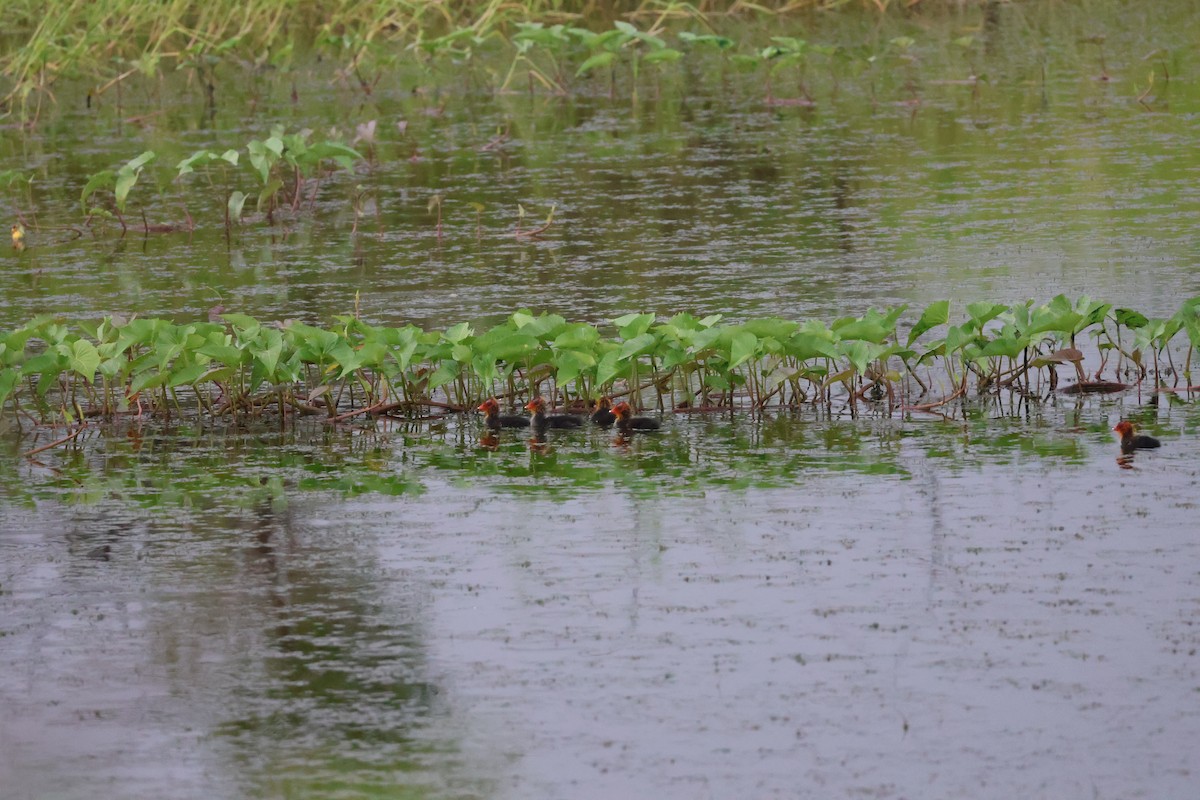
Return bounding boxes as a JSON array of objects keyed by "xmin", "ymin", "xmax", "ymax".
[
  {"xmin": 513, "ymin": 23, "xmax": 569, "ymax": 90},
  {"xmin": 3, "ymin": 297, "xmax": 1199, "ymax": 433},
  {"xmin": 174, "ymin": 148, "xmax": 241, "ymax": 228},
  {"xmin": 79, "ymin": 131, "xmax": 367, "ymax": 234},
  {"xmin": 81, "ymin": 151, "xmax": 156, "ymax": 219}
]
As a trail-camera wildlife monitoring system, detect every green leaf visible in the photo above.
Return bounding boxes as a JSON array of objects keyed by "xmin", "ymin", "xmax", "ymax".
[
  {"xmin": 595, "ymin": 350, "xmax": 625, "ymax": 387},
  {"xmin": 68, "ymin": 339, "xmax": 101, "ymax": 383},
  {"xmin": 485, "ymin": 332, "xmax": 540, "ymax": 362},
  {"xmin": 114, "ymin": 171, "xmax": 139, "ymax": 211},
  {"xmin": 81, "ymin": 170, "xmax": 117, "ymax": 208},
  {"xmin": 130, "ymin": 368, "xmax": 169, "ymax": 394},
  {"xmin": 740, "ymin": 318, "xmax": 798, "ymax": 341},
  {"xmin": 196, "ymin": 342, "xmax": 245, "ymax": 368},
  {"xmin": 176, "ymin": 150, "xmax": 214, "ymax": 176},
  {"xmin": 428, "ymin": 360, "xmax": 460, "ymax": 390},
  {"xmin": 252, "ymin": 329, "xmax": 284, "ymax": 376},
  {"xmin": 553, "ymin": 350, "xmax": 595, "ymax": 388},
  {"xmin": 221, "ymin": 313, "xmax": 261, "ymax": 337},
  {"xmin": 442, "ymin": 322, "xmax": 473, "ymax": 343},
  {"xmin": 1186, "ymin": 319, "xmax": 1200, "ymax": 349},
  {"xmin": 168, "ymin": 362, "xmax": 211, "ymax": 388},
  {"xmin": 965, "ymin": 302, "xmax": 1007, "ymax": 326},
  {"xmin": 517, "ymin": 313, "xmax": 567, "ymax": 342},
  {"xmin": 0, "ymin": 369, "xmax": 17, "ymax": 409},
  {"xmin": 0, "ymin": 169, "xmax": 32, "ymax": 189},
  {"xmin": 907, "ymin": 300, "xmax": 950, "ymax": 346},
  {"xmin": 256, "ymin": 178, "xmax": 283, "ymax": 212},
  {"xmin": 978, "ymin": 336, "xmax": 1028, "ymax": 360},
  {"xmin": 576, "ymin": 51, "xmax": 617, "ymax": 77},
  {"xmin": 643, "ymin": 48, "xmax": 683, "ymax": 64},
  {"xmin": 784, "ymin": 333, "xmax": 838, "ymax": 361},
  {"xmin": 833, "ymin": 318, "xmax": 890, "ymax": 344},
  {"xmin": 552, "ymin": 324, "xmax": 600, "ymax": 351},
  {"xmin": 247, "ymin": 139, "xmax": 277, "ymax": 183},
  {"xmin": 306, "ymin": 141, "xmax": 364, "ymax": 165},
  {"xmin": 22, "ymin": 351, "xmax": 63, "ymax": 378},
  {"xmin": 228, "ymin": 191, "xmax": 247, "ymax": 220},
  {"xmin": 678, "ymin": 32, "xmax": 735, "ymax": 50},
  {"xmin": 944, "ymin": 324, "xmax": 980, "ymax": 354},
  {"xmin": 618, "ymin": 332, "xmax": 658, "ymax": 360},
  {"xmin": 613, "ymin": 312, "xmax": 656, "ymax": 339},
  {"xmin": 123, "ymin": 150, "xmax": 157, "ymax": 173},
  {"xmin": 728, "ymin": 330, "xmax": 759, "ymax": 370},
  {"xmin": 1114, "ymin": 308, "xmax": 1149, "ymax": 329},
  {"xmin": 840, "ymin": 340, "xmax": 885, "ymax": 374}
]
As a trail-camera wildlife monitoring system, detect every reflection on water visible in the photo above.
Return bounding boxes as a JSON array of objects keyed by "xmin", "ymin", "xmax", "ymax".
[
  {"xmin": 2, "ymin": 398, "xmax": 1198, "ymax": 799},
  {"xmin": 0, "ymin": 390, "xmax": 1191, "ymax": 511},
  {"xmin": 0, "ymin": 473, "xmax": 490, "ymax": 799}
]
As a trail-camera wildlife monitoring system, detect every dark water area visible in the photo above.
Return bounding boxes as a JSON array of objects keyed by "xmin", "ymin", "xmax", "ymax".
[{"xmin": 3, "ymin": 1, "xmax": 1200, "ymax": 798}]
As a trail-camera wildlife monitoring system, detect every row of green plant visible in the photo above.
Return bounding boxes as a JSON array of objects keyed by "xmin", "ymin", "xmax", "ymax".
[
  {"xmin": 2, "ymin": 296, "xmax": 1198, "ymax": 427},
  {"xmin": 73, "ymin": 126, "xmax": 364, "ymax": 231}
]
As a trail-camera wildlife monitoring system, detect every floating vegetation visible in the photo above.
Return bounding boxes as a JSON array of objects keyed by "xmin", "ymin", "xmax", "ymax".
[{"xmin": 2, "ymin": 296, "xmax": 1198, "ymax": 434}]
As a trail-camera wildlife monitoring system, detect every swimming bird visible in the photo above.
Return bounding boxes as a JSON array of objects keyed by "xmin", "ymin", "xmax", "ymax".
[
  {"xmin": 477, "ymin": 397, "xmax": 529, "ymax": 430},
  {"xmin": 525, "ymin": 396, "xmax": 583, "ymax": 436},
  {"xmin": 591, "ymin": 396, "xmax": 616, "ymax": 427},
  {"xmin": 611, "ymin": 401, "xmax": 661, "ymax": 434},
  {"xmin": 1113, "ymin": 421, "xmax": 1160, "ymax": 453}
]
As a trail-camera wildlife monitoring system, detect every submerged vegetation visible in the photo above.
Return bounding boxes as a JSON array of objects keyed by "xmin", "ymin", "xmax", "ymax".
[{"xmin": 2, "ymin": 296, "xmax": 1198, "ymax": 433}]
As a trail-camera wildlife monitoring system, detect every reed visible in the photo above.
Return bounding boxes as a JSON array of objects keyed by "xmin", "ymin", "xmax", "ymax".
[{"xmin": 0, "ymin": 0, "xmax": 1001, "ymax": 113}]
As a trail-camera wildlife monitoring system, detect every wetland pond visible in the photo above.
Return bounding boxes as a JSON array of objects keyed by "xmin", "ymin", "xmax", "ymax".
[{"xmin": 3, "ymin": 2, "xmax": 1200, "ymax": 798}]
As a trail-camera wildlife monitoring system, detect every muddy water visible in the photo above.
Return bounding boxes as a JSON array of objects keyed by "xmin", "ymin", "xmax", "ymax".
[
  {"xmin": 3, "ymin": 1, "xmax": 1200, "ymax": 797},
  {"xmin": 3, "ymin": 397, "xmax": 1199, "ymax": 799}
]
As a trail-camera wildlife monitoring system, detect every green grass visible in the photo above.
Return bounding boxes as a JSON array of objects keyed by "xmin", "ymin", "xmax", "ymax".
[{"xmin": 0, "ymin": 0, "xmax": 986, "ymax": 112}]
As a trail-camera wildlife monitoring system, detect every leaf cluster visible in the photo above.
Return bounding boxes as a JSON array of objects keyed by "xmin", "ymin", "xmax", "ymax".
[{"xmin": 3, "ymin": 296, "xmax": 1199, "ymax": 426}]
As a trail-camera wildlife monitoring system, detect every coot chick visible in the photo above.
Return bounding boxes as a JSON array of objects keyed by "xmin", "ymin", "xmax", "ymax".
[
  {"xmin": 477, "ymin": 397, "xmax": 529, "ymax": 430},
  {"xmin": 591, "ymin": 396, "xmax": 616, "ymax": 427},
  {"xmin": 525, "ymin": 396, "xmax": 584, "ymax": 436},
  {"xmin": 611, "ymin": 401, "xmax": 661, "ymax": 434},
  {"xmin": 1113, "ymin": 421, "xmax": 1161, "ymax": 453}
]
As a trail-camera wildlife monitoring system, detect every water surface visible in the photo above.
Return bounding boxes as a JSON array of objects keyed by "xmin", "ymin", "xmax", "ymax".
[{"xmin": 3, "ymin": 2, "xmax": 1200, "ymax": 797}]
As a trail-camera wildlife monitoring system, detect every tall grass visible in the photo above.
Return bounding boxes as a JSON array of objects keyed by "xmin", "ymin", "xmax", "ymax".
[{"xmin": 0, "ymin": 0, "xmax": 981, "ymax": 111}]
